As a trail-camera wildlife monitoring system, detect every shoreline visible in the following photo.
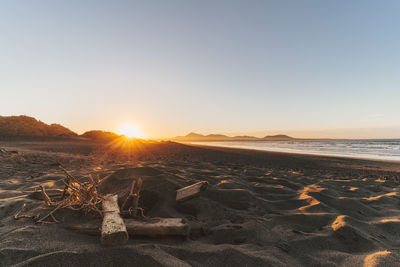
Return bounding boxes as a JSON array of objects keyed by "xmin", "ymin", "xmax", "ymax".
[
  {"xmin": 185, "ymin": 140, "xmax": 400, "ymax": 163},
  {"xmin": 182, "ymin": 142, "xmax": 400, "ymax": 179}
]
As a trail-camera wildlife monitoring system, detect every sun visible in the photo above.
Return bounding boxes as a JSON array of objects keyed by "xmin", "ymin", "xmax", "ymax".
[{"xmin": 118, "ymin": 124, "xmax": 142, "ymax": 138}]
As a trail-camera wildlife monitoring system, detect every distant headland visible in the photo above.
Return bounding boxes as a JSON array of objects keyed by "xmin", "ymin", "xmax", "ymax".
[{"xmin": 171, "ymin": 132, "xmax": 296, "ymax": 142}]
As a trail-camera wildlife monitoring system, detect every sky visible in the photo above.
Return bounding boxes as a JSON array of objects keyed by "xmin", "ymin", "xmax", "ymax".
[{"xmin": 1, "ymin": 0, "xmax": 399, "ymax": 139}]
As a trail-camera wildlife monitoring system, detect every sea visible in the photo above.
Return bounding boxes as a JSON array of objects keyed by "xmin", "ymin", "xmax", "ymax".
[{"xmin": 190, "ymin": 139, "xmax": 400, "ymax": 161}]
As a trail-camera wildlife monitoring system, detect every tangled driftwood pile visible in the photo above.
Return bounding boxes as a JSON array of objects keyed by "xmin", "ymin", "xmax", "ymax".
[
  {"xmin": 36, "ymin": 165, "xmax": 103, "ymax": 224},
  {"xmin": 17, "ymin": 164, "xmax": 209, "ymax": 245}
]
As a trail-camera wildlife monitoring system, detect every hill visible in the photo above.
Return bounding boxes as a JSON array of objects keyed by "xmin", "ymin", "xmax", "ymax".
[
  {"xmin": 263, "ymin": 134, "xmax": 294, "ymax": 140},
  {"xmin": 0, "ymin": 115, "xmax": 77, "ymax": 137},
  {"xmin": 173, "ymin": 132, "xmax": 231, "ymax": 141},
  {"xmin": 172, "ymin": 132, "xmax": 295, "ymax": 141},
  {"xmin": 80, "ymin": 130, "xmax": 120, "ymax": 141}
]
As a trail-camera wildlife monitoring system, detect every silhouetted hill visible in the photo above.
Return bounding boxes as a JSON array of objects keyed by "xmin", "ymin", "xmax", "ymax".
[
  {"xmin": 80, "ymin": 130, "xmax": 120, "ymax": 141},
  {"xmin": 185, "ymin": 132, "xmax": 206, "ymax": 139},
  {"xmin": 0, "ymin": 115, "xmax": 77, "ymax": 137},
  {"xmin": 174, "ymin": 132, "xmax": 230, "ymax": 141},
  {"xmin": 263, "ymin": 134, "xmax": 294, "ymax": 140},
  {"xmin": 173, "ymin": 132, "xmax": 295, "ymax": 141}
]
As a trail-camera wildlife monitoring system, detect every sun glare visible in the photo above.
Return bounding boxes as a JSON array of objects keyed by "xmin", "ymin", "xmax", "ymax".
[{"xmin": 118, "ymin": 124, "xmax": 142, "ymax": 138}]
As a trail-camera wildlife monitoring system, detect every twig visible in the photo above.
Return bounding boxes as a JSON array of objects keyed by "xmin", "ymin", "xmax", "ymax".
[
  {"xmin": 131, "ymin": 178, "xmax": 142, "ymax": 216},
  {"xmin": 13, "ymin": 203, "xmax": 35, "ymax": 220},
  {"xmin": 50, "ymin": 213, "xmax": 60, "ymax": 223},
  {"xmin": 40, "ymin": 185, "xmax": 53, "ymax": 206},
  {"xmin": 121, "ymin": 178, "xmax": 143, "ymax": 217},
  {"xmin": 61, "ymin": 183, "xmax": 69, "ymax": 200},
  {"xmin": 58, "ymin": 165, "xmax": 84, "ymax": 187},
  {"xmin": 36, "ymin": 203, "xmax": 64, "ymax": 223},
  {"xmin": 14, "ymin": 203, "xmax": 26, "ymax": 219},
  {"xmin": 121, "ymin": 179, "xmax": 136, "ymax": 211}
]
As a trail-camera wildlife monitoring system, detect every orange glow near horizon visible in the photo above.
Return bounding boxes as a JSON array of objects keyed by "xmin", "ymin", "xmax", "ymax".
[
  {"xmin": 99, "ymin": 135, "xmax": 151, "ymax": 160},
  {"xmin": 118, "ymin": 124, "xmax": 143, "ymax": 138},
  {"xmin": 109, "ymin": 135, "xmax": 145, "ymax": 152}
]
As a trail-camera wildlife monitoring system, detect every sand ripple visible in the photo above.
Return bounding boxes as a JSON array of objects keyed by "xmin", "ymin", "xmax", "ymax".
[{"xmin": 1, "ymin": 140, "xmax": 400, "ymax": 266}]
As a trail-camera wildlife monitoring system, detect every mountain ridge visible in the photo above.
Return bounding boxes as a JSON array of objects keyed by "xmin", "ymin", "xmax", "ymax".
[{"xmin": 172, "ymin": 132, "xmax": 296, "ymax": 141}]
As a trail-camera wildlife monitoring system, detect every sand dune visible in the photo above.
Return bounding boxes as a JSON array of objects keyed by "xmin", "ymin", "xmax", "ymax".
[{"xmin": 1, "ymin": 139, "xmax": 400, "ymax": 266}]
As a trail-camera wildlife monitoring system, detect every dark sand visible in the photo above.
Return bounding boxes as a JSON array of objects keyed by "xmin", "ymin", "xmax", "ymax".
[{"xmin": 1, "ymin": 138, "xmax": 400, "ymax": 266}]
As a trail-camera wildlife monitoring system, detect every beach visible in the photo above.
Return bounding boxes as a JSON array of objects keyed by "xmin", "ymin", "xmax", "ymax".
[
  {"xmin": 1, "ymin": 138, "xmax": 400, "ymax": 266},
  {"xmin": 188, "ymin": 139, "xmax": 400, "ymax": 162}
]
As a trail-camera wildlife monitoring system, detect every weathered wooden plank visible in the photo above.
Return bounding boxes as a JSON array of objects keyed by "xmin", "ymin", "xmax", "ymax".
[
  {"xmin": 176, "ymin": 181, "xmax": 208, "ymax": 202},
  {"xmin": 126, "ymin": 218, "xmax": 190, "ymax": 237},
  {"xmin": 101, "ymin": 194, "xmax": 129, "ymax": 245},
  {"xmin": 65, "ymin": 218, "xmax": 190, "ymax": 237}
]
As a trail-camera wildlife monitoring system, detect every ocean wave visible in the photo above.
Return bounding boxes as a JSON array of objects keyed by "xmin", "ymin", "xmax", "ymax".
[{"xmin": 190, "ymin": 140, "xmax": 400, "ymax": 161}]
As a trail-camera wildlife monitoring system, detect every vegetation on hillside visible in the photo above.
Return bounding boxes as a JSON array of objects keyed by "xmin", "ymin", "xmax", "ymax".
[
  {"xmin": 80, "ymin": 130, "xmax": 120, "ymax": 141},
  {"xmin": 0, "ymin": 115, "xmax": 77, "ymax": 137}
]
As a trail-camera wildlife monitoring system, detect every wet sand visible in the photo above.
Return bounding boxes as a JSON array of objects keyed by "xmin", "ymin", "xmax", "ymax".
[{"xmin": 1, "ymin": 138, "xmax": 400, "ymax": 266}]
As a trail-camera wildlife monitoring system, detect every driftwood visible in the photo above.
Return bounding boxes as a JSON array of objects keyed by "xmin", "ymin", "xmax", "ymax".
[
  {"xmin": 40, "ymin": 185, "xmax": 54, "ymax": 206},
  {"xmin": 35, "ymin": 168, "xmax": 103, "ymax": 224},
  {"xmin": 13, "ymin": 203, "xmax": 38, "ymax": 220},
  {"xmin": 66, "ymin": 218, "xmax": 190, "ymax": 237},
  {"xmin": 101, "ymin": 194, "xmax": 129, "ymax": 245},
  {"xmin": 28, "ymin": 189, "xmax": 64, "ymax": 201},
  {"xmin": 121, "ymin": 178, "xmax": 142, "ymax": 217},
  {"xmin": 126, "ymin": 218, "xmax": 189, "ymax": 237},
  {"xmin": 176, "ymin": 181, "xmax": 208, "ymax": 202}
]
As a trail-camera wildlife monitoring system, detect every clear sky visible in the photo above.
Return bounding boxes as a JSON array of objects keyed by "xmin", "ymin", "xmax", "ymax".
[{"xmin": 1, "ymin": 0, "xmax": 399, "ymax": 139}]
